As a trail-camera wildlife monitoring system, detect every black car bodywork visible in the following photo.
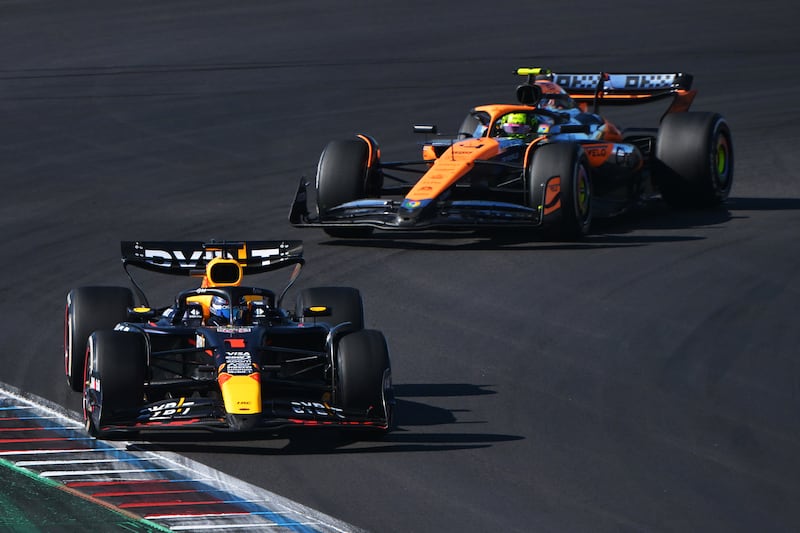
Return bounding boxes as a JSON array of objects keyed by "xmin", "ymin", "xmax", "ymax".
[{"xmin": 64, "ymin": 240, "xmax": 393, "ymax": 438}]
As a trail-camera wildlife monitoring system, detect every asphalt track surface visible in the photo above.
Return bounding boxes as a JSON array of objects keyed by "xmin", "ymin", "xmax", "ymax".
[{"xmin": 2, "ymin": 1, "xmax": 799, "ymax": 532}]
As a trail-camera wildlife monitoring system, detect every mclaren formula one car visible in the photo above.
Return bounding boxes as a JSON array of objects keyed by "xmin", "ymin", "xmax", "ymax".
[
  {"xmin": 289, "ymin": 67, "xmax": 733, "ymax": 239},
  {"xmin": 64, "ymin": 240, "xmax": 393, "ymax": 438}
]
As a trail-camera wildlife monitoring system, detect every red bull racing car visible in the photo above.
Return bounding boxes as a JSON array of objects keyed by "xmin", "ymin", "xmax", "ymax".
[
  {"xmin": 64, "ymin": 240, "xmax": 393, "ymax": 438},
  {"xmin": 289, "ymin": 67, "xmax": 733, "ymax": 239}
]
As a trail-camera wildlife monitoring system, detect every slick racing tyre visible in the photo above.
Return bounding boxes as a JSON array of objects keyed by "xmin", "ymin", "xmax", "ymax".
[
  {"xmin": 526, "ymin": 142, "xmax": 592, "ymax": 240},
  {"xmin": 655, "ymin": 112, "xmax": 733, "ymax": 208},
  {"xmin": 65, "ymin": 286, "xmax": 133, "ymax": 392},
  {"xmin": 316, "ymin": 138, "xmax": 378, "ymax": 238},
  {"xmin": 83, "ymin": 330, "xmax": 147, "ymax": 439},
  {"xmin": 335, "ymin": 329, "xmax": 392, "ymax": 427},
  {"xmin": 295, "ymin": 286, "xmax": 364, "ymax": 331}
]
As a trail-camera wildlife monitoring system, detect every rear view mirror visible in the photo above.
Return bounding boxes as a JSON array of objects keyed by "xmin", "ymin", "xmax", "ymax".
[{"xmin": 516, "ymin": 84, "xmax": 543, "ymax": 105}]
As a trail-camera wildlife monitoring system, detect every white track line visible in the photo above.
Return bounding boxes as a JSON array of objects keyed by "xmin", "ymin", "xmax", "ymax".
[{"xmin": 0, "ymin": 382, "xmax": 364, "ymax": 533}]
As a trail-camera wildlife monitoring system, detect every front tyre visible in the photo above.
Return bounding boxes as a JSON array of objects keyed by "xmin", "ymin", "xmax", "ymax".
[
  {"xmin": 65, "ymin": 287, "xmax": 133, "ymax": 392},
  {"xmin": 316, "ymin": 138, "xmax": 377, "ymax": 238},
  {"xmin": 655, "ymin": 112, "xmax": 734, "ymax": 208},
  {"xmin": 336, "ymin": 329, "xmax": 392, "ymax": 431},
  {"xmin": 526, "ymin": 142, "xmax": 592, "ymax": 240},
  {"xmin": 83, "ymin": 330, "xmax": 147, "ymax": 439}
]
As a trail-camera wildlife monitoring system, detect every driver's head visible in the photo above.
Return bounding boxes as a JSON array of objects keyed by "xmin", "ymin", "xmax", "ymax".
[
  {"xmin": 208, "ymin": 295, "xmax": 244, "ymax": 324},
  {"xmin": 209, "ymin": 295, "xmax": 230, "ymax": 323},
  {"xmin": 501, "ymin": 113, "xmax": 533, "ymax": 138}
]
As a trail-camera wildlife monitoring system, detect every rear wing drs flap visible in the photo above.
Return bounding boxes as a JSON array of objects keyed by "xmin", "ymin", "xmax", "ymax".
[{"xmin": 516, "ymin": 67, "xmax": 696, "ymax": 112}]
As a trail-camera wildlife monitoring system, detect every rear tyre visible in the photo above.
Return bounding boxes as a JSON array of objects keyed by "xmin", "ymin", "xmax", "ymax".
[
  {"xmin": 83, "ymin": 330, "xmax": 147, "ymax": 439},
  {"xmin": 316, "ymin": 139, "xmax": 376, "ymax": 238},
  {"xmin": 295, "ymin": 286, "xmax": 364, "ymax": 331},
  {"xmin": 336, "ymin": 329, "xmax": 392, "ymax": 430},
  {"xmin": 526, "ymin": 142, "xmax": 592, "ymax": 240},
  {"xmin": 655, "ymin": 112, "xmax": 733, "ymax": 208},
  {"xmin": 65, "ymin": 286, "xmax": 133, "ymax": 392}
]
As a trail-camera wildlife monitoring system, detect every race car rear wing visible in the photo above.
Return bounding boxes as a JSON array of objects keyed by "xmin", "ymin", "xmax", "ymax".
[
  {"xmin": 121, "ymin": 240, "xmax": 304, "ymax": 307},
  {"xmin": 516, "ymin": 67, "xmax": 696, "ymax": 113},
  {"xmin": 121, "ymin": 240, "xmax": 303, "ymax": 275}
]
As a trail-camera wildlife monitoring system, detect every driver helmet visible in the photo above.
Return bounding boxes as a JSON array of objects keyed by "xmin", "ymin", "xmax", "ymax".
[
  {"xmin": 209, "ymin": 295, "xmax": 244, "ymax": 324},
  {"xmin": 501, "ymin": 113, "xmax": 533, "ymax": 138}
]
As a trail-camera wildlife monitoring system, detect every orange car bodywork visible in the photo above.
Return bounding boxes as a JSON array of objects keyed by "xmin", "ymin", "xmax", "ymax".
[
  {"xmin": 406, "ymin": 101, "xmax": 630, "ymax": 204},
  {"xmin": 408, "ymin": 137, "xmax": 503, "ymax": 202},
  {"xmin": 289, "ymin": 68, "xmax": 703, "ymax": 233}
]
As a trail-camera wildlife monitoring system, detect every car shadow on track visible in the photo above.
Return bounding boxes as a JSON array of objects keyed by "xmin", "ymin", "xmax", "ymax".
[
  {"xmin": 127, "ymin": 383, "xmax": 521, "ymax": 455},
  {"xmin": 313, "ymin": 199, "xmax": 764, "ymax": 251},
  {"xmin": 725, "ymin": 196, "xmax": 800, "ymax": 211}
]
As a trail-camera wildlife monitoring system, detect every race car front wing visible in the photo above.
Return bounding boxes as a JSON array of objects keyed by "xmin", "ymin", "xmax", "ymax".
[
  {"xmin": 97, "ymin": 396, "xmax": 391, "ymax": 435},
  {"xmin": 289, "ymin": 178, "xmax": 542, "ymax": 231}
]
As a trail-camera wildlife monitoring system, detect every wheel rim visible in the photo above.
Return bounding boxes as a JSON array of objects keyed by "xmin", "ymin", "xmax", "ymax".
[{"xmin": 714, "ymin": 134, "xmax": 731, "ymax": 189}]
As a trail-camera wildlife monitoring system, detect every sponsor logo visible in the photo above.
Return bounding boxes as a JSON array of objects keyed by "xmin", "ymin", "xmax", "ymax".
[
  {"xmin": 291, "ymin": 401, "xmax": 345, "ymax": 419},
  {"xmin": 452, "ymin": 146, "xmax": 481, "ymax": 155},
  {"xmin": 555, "ymin": 74, "xmax": 677, "ymax": 91},
  {"xmin": 622, "ymin": 74, "xmax": 676, "ymax": 90},
  {"xmin": 216, "ymin": 326, "xmax": 253, "ymax": 334},
  {"xmin": 146, "ymin": 398, "xmax": 195, "ymax": 420},
  {"xmin": 131, "ymin": 242, "xmax": 287, "ymax": 268},
  {"xmin": 555, "ymin": 74, "xmax": 601, "ymax": 90},
  {"xmin": 586, "ymin": 146, "xmax": 608, "ymax": 158},
  {"xmin": 225, "ymin": 351, "xmax": 253, "ymax": 375}
]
